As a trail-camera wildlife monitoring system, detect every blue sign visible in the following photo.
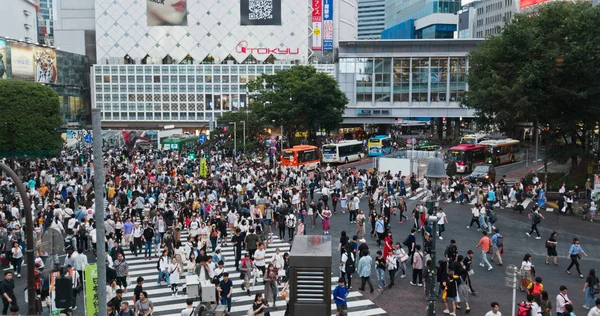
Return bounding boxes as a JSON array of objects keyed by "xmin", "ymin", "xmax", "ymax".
[
  {"xmin": 84, "ymin": 134, "xmax": 93, "ymax": 144},
  {"xmin": 198, "ymin": 134, "xmax": 207, "ymax": 143},
  {"xmin": 323, "ymin": 0, "xmax": 334, "ymax": 50}
]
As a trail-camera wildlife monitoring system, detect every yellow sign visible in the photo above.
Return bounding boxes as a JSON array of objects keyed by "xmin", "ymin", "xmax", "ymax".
[{"xmin": 313, "ymin": 28, "xmax": 321, "ymax": 36}]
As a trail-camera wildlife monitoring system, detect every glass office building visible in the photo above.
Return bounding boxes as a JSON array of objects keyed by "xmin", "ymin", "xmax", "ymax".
[{"xmin": 337, "ymin": 39, "xmax": 482, "ymax": 125}]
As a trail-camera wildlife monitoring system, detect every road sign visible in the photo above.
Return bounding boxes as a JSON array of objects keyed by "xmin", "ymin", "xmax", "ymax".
[
  {"xmin": 84, "ymin": 134, "xmax": 93, "ymax": 144},
  {"xmin": 198, "ymin": 134, "xmax": 207, "ymax": 143}
]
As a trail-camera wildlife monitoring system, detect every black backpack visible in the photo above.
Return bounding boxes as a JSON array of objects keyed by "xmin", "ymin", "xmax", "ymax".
[{"xmin": 345, "ymin": 253, "xmax": 356, "ymax": 274}]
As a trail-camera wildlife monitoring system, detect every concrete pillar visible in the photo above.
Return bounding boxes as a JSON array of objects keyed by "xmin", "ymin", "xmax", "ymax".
[{"xmin": 437, "ymin": 118, "xmax": 443, "ymax": 140}]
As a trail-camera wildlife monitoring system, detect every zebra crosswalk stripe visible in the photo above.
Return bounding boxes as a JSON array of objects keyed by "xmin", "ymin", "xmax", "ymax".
[{"xmin": 118, "ymin": 233, "xmax": 387, "ymax": 316}]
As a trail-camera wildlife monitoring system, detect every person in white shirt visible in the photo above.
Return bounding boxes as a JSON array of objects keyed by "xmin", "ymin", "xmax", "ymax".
[
  {"xmin": 168, "ymin": 257, "xmax": 182, "ymax": 297},
  {"xmin": 254, "ymin": 243, "xmax": 266, "ymax": 274},
  {"xmin": 484, "ymin": 302, "xmax": 501, "ymax": 316},
  {"xmin": 180, "ymin": 298, "xmax": 195, "ymax": 316}
]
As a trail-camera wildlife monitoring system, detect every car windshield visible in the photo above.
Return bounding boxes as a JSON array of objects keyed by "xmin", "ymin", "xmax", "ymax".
[{"xmin": 472, "ymin": 165, "xmax": 490, "ymax": 173}]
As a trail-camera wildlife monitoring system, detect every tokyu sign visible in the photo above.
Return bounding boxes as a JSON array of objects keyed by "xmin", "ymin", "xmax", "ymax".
[{"xmin": 236, "ymin": 40, "xmax": 300, "ymax": 55}]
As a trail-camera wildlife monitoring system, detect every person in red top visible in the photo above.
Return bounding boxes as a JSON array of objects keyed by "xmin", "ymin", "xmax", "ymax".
[
  {"xmin": 476, "ymin": 231, "xmax": 493, "ymax": 271},
  {"xmin": 527, "ymin": 276, "xmax": 543, "ymax": 295},
  {"xmin": 383, "ymin": 231, "xmax": 393, "ymax": 259}
]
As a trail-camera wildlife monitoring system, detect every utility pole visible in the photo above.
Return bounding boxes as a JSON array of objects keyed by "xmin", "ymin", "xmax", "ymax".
[
  {"xmin": 229, "ymin": 122, "xmax": 237, "ymax": 166},
  {"xmin": 535, "ymin": 119, "xmax": 539, "ymax": 176},
  {"xmin": 281, "ymin": 125, "xmax": 284, "ymax": 152},
  {"xmin": 91, "ymin": 108, "xmax": 108, "ymax": 316}
]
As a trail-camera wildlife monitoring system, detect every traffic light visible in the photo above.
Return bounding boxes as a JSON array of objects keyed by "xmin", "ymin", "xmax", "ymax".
[
  {"xmin": 188, "ymin": 153, "xmax": 195, "ymax": 160},
  {"xmin": 222, "ymin": 126, "xmax": 227, "ymax": 132},
  {"xmin": 80, "ymin": 155, "xmax": 85, "ymax": 163}
]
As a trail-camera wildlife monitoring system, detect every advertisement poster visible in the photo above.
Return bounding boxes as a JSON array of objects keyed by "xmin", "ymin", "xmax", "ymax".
[
  {"xmin": 0, "ymin": 39, "xmax": 6, "ymax": 79},
  {"xmin": 323, "ymin": 0, "xmax": 333, "ymax": 50},
  {"xmin": 147, "ymin": 0, "xmax": 188, "ymax": 26},
  {"xmin": 520, "ymin": 0, "xmax": 549, "ymax": 8},
  {"xmin": 10, "ymin": 43, "xmax": 34, "ymax": 80},
  {"xmin": 34, "ymin": 46, "xmax": 58, "ymax": 83},
  {"xmin": 240, "ymin": 0, "xmax": 282, "ymax": 25},
  {"xmin": 84, "ymin": 264, "xmax": 99, "ymax": 316},
  {"xmin": 312, "ymin": 0, "xmax": 323, "ymax": 51}
]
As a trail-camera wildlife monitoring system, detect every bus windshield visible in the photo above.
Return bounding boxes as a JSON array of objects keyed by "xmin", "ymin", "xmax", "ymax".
[
  {"xmin": 461, "ymin": 137, "xmax": 476, "ymax": 144},
  {"xmin": 282, "ymin": 150, "xmax": 294, "ymax": 161},
  {"xmin": 322, "ymin": 145, "xmax": 336, "ymax": 154},
  {"xmin": 447, "ymin": 151, "xmax": 466, "ymax": 162}
]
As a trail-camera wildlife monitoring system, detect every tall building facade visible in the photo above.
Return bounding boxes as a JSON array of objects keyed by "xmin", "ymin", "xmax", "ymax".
[
  {"xmin": 0, "ymin": 0, "xmax": 38, "ymax": 43},
  {"xmin": 458, "ymin": 0, "xmax": 517, "ymax": 38},
  {"xmin": 92, "ymin": 0, "xmax": 357, "ymax": 129},
  {"xmin": 382, "ymin": 0, "xmax": 461, "ymax": 39},
  {"xmin": 38, "ymin": 0, "xmax": 55, "ymax": 45},
  {"xmin": 357, "ymin": 0, "xmax": 385, "ymax": 39},
  {"xmin": 53, "ymin": 0, "xmax": 97, "ymax": 64}
]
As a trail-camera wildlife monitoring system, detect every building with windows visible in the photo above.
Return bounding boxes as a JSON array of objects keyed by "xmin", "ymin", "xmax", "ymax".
[
  {"xmin": 458, "ymin": 0, "xmax": 517, "ymax": 38},
  {"xmin": 336, "ymin": 39, "xmax": 482, "ymax": 126},
  {"xmin": 38, "ymin": 0, "xmax": 55, "ymax": 45},
  {"xmin": 92, "ymin": 0, "xmax": 356, "ymax": 129},
  {"xmin": 357, "ymin": 0, "xmax": 386, "ymax": 39},
  {"xmin": 0, "ymin": 0, "xmax": 38, "ymax": 43},
  {"xmin": 382, "ymin": 0, "xmax": 461, "ymax": 39}
]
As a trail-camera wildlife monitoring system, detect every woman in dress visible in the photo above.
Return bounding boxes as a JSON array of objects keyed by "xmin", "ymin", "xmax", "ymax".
[
  {"xmin": 319, "ymin": 206, "xmax": 332, "ymax": 235},
  {"xmin": 271, "ymin": 248, "xmax": 285, "ymax": 283},
  {"xmin": 383, "ymin": 231, "xmax": 394, "ymax": 259},
  {"xmin": 340, "ymin": 188, "xmax": 348, "ymax": 214},
  {"xmin": 545, "ymin": 231, "xmax": 558, "ymax": 265},
  {"xmin": 168, "ymin": 257, "xmax": 182, "ymax": 297},
  {"xmin": 306, "ymin": 202, "xmax": 315, "ymax": 229},
  {"xmin": 264, "ymin": 264, "xmax": 279, "ymax": 307}
]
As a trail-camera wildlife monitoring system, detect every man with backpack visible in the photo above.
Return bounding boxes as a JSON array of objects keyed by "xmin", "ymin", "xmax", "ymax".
[
  {"xmin": 518, "ymin": 294, "xmax": 540, "ymax": 316},
  {"xmin": 490, "ymin": 229, "xmax": 504, "ymax": 266},
  {"xmin": 526, "ymin": 207, "xmax": 544, "ymax": 240}
]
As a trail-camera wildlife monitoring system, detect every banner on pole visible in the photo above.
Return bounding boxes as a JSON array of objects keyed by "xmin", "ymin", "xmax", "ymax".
[
  {"xmin": 323, "ymin": 0, "xmax": 333, "ymax": 50},
  {"xmin": 312, "ymin": 0, "xmax": 323, "ymax": 51},
  {"xmin": 84, "ymin": 264, "xmax": 99, "ymax": 316}
]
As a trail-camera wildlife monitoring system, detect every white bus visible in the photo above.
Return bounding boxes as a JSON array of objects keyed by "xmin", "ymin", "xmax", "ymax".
[
  {"xmin": 460, "ymin": 132, "xmax": 489, "ymax": 144},
  {"xmin": 322, "ymin": 140, "xmax": 364, "ymax": 164}
]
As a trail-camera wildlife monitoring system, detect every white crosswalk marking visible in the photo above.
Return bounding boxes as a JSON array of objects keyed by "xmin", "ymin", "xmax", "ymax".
[{"xmin": 118, "ymin": 233, "xmax": 387, "ymax": 316}]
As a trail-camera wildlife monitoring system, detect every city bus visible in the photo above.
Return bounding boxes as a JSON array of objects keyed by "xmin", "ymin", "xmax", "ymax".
[
  {"xmin": 280, "ymin": 145, "xmax": 320, "ymax": 170},
  {"xmin": 445, "ymin": 144, "xmax": 487, "ymax": 173},
  {"xmin": 479, "ymin": 138, "xmax": 521, "ymax": 166},
  {"xmin": 460, "ymin": 132, "xmax": 489, "ymax": 144},
  {"xmin": 322, "ymin": 140, "xmax": 364, "ymax": 164},
  {"xmin": 368, "ymin": 135, "xmax": 392, "ymax": 157}
]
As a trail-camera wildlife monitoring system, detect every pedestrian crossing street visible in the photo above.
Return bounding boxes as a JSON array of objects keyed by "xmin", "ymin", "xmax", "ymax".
[{"xmin": 121, "ymin": 233, "xmax": 387, "ymax": 316}]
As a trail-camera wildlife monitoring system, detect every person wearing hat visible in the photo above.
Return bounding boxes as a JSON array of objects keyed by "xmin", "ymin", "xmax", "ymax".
[{"xmin": 358, "ymin": 238, "xmax": 369, "ymax": 258}]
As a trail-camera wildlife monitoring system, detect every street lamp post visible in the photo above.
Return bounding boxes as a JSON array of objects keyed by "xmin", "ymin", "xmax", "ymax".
[
  {"xmin": 229, "ymin": 121, "xmax": 237, "ymax": 157},
  {"xmin": 424, "ymin": 153, "xmax": 447, "ymax": 316},
  {"xmin": 241, "ymin": 121, "xmax": 246, "ymax": 153}
]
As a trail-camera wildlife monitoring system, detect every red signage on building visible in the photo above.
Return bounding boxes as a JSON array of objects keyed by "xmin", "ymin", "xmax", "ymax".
[{"xmin": 236, "ymin": 40, "xmax": 300, "ymax": 55}]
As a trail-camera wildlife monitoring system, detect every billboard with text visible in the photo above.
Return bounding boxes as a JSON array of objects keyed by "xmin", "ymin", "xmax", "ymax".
[{"xmin": 312, "ymin": 0, "xmax": 322, "ymax": 51}]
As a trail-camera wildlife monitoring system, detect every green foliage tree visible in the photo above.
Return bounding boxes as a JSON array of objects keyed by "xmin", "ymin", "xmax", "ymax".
[
  {"xmin": 217, "ymin": 109, "xmax": 268, "ymax": 154},
  {"xmin": 246, "ymin": 65, "xmax": 348, "ymax": 144},
  {"xmin": 0, "ymin": 80, "xmax": 63, "ymax": 157},
  {"xmin": 465, "ymin": 1, "xmax": 600, "ymax": 171}
]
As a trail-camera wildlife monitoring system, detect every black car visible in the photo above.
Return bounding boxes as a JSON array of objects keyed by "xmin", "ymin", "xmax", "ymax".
[{"xmin": 468, "ymin": 164, "xmax": 496, "ymax": 184}]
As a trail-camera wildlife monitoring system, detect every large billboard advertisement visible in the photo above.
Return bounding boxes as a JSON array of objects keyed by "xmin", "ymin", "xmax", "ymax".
[
  {"xmin": 34, "ymin": 47, "xmax": 58, "ymax": 83},
  {"xmin": 520, "ymin": 0, "xmax": 549, "ymax": 8},
  {"xmin": 10, "ymin": 43, "xmax": 58, "ymax": 83},
  {"xmin": 10, "ymin": 43, "xmax": 35, "ymax": 81},
  {"xmin": 0, "ymin": 39, "xmax": 6, "ymax": 79},
  {"xmin": 312, "ymin": 0, "xmax": 323, "ymax": 51},
  {"xmin": 147, "ymin": 0, "xmax": 188, "ymax": 26},
  {"xmin": 323, "ymin": 0, "xmax": 333, "ymax": 50},
  {"xmin": 241, "ymin": 0, "xmax": 282, "ymax": 25}
]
